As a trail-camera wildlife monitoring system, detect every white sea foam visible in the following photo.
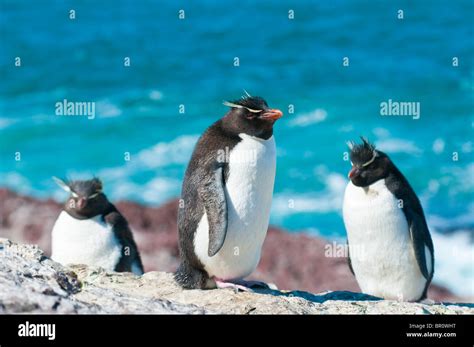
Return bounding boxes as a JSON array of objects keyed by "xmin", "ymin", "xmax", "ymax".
[
  {"xmin": 0, "ymin": 172, "xmax": 52, "ymax": 200},
  {"xmin": 141, "ymin": 177, "xmax": 181, "ymax": 204},
  {"xmin": 134, "ymin": 135, "xmax": 198, "ymax": 169},
  {"xmin": 289, "ymin": 109, "xmax": 327, "ymax": 127},
  {"xmin": 462, "ymin": 141, "xmax": 472, "ymax": 153},
  {"xmin": 338, "ymin": 124, "xmax": 353, "ymax": 133},
  {"xmin": 444, "ymin": 163, "xmax": 474, "ymax": 196},
  {"xmin": 375, "ymin": 138, "xmax": 422, "ymax": 155},
  {"xmin": 96, "ymin": 100, "xmax": 122, "ymax": 118},
  {"xmin": 372, "ymin": 127, "xmax": 390, "ymax": 138},
  {"xmin": 428, "ymin": 208, "xmax": 474, "ymax": 231},
  {"xmin": 432, "ymin": 138, "xmax": 445, "ymax": 154},
  {"xmin": 272, "ymin": 168, "xmax": 346, "ymax": 216},
  {"xmin": 0, "ymin": 172, "xmax": 32, "ymax": 194},
  {"xmin": 98, "ymin": 135, "xmax": 198, "ymax": 180},
  {"xmin": 430, "ymin": 229, "xmax": 474, "ymax": 298},
  {"xmin": 0, "ymin": 117, "xmax": 16, "ymax": 129},
  {"xmin": 96, "ymin": 135, "xmax": 199, "ymax": 203},
  {"xmin": 109, "ymin": 177, "xmax": 181, "ymax": 204},
  {"xmin": 148, "ymin": 90, "xmax": 163, "ymax": 101}
]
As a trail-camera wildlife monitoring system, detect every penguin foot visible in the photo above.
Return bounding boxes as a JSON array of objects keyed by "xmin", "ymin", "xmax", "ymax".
[
  {"xmin": 214, "ymin": 279, "xmax": 275, "ymax": 292},
  {"xmin": 215, "ymin": 279, "xmax": 253, "ymax": 292},
  {"xmin": 235, "ymin": 280, "xmax": 276, "ymax": 290}
]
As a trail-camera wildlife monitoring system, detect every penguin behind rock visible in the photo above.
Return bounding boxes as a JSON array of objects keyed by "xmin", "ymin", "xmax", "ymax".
[
  {"xmin": 51, "ymin": 177, "xmax": 144, "ymax": 275},
  {"xmin": 175, "ymin": 94, "xmax": 283, "ymax": 290},
  {"xmin": 342, "ymin": 138, "xmax": 434, "ymax": 301}
]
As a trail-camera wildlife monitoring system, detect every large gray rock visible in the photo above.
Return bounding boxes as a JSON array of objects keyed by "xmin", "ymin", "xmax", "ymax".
[{"xmin": 1, "ymin": 239, "xmax": 472, "ymax": 314}]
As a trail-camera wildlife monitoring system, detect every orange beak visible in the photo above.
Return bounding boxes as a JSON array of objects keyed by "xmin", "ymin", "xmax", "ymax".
[
  {"xmin": 77, "ymin": 197, "xmax": 87, "ymax": 209},
  {"xmin": 348, "ymin": 166, "xmax": 360, "ymax": 179},
  {"xmin": 261, "ymin": 109, "xmax": 283, "ymax": 121}
]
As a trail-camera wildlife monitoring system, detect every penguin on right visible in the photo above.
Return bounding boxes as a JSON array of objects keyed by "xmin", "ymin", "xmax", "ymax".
[{"xmin": 342, "ymin": 137, "xmax": 434, "ymax": 302}]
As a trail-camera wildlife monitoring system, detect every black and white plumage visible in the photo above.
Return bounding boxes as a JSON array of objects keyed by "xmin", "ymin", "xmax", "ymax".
[
  {"xmin": 342, "ymin": 138, "xmax": 434, "ymax": 301},
  {"xmin": 51, "ymin": 177, "xmax": 144, "ymax": 275},
  {"xmin": 175, "ymin": 94, "xmax": 283, "ymax": 290}
]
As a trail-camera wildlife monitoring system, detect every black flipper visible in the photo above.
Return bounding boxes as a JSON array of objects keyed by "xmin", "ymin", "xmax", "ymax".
[
  {"xmin": 405, "ymin": 208, "xmax": 434, "ymax": 280},
  {"xmin": 347, "ymin": 240, "xmax": 355, "ymax": 275},
  {"xmin": 103, "ymin": 207, "xmax": 144, "ymax": 275},
  {"xmin": 198, "ymin": 165, "xmax": 228, "ymax": 257},
  {"xmin": 385, "ymin": 166, "xmax": 435, "ymax": 300}
]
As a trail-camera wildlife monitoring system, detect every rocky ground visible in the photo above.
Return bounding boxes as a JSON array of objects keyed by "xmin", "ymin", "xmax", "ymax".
[
  {"xmin": 0, "ymin": 188, "xmax": 467, "ymax": 303},
  {"xmin": 1, "ymin": 239, "xmax": 473, "ymax": 314}
]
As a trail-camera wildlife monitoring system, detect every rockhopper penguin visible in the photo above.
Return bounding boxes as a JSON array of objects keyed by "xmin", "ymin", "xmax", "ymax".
[
  {"xmin": 342, "ymin": 138, "xmax": 434, "ymax": 301},
  {"xmin": 175, "ymin": 94, "xmax": 283, "ymax": 290},
  {"xmin": 51, "ymin": 177, "xmax": 144, "ymax": 275}
]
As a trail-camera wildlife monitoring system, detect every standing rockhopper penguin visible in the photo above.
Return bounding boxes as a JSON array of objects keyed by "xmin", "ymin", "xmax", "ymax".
[
  {"xmin": 51, "ymin": 177, "xmax": 144, "ymax": 275},
  {"xmin": 175, "ymin": 94, "xmax": 283, "ymax": 290},
  {"xmin": 342, "ymin": 138, "xmax": 434, "ymax": 301}
]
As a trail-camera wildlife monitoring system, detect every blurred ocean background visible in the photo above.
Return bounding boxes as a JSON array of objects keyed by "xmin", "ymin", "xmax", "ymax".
[{"xmin": 0, "ymin": 0, "xmax": 473, "ymax": 296}]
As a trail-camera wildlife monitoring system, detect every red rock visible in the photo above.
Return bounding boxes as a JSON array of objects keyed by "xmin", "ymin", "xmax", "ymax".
[{"xmin": 0, "ymin": 188, "xmax": 462, "ymax": 302}]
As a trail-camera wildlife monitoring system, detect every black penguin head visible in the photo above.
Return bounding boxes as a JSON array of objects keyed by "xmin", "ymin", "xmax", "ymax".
[
  {"xmin": 53, "ymin": 177, "xmax": 109, "ymax": 219},
  {"xmin": 347, "ymin": 138, "xmax": 391, "ymax": 187},
  {"xmin": 222, "ymin": 93, "xmax": 283, "ymax": 139}
]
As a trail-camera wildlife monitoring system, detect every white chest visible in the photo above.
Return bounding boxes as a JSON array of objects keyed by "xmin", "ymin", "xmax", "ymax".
[
  {"xmin": 51, "ymin": 211, "xmax": 122, "ymax": 271},
  {"xmin": 342, "ymin": 180, "xmax": 427, "ymax": 301},
  {"xmin": 194, "ymin": 134, "xmax": 276, "ymax": 280}
]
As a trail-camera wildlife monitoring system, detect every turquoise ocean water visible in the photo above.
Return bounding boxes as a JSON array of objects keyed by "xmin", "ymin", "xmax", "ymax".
[{"xmin": 1, "ymin": 0, "xmax": 473, "ymax": 296}]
